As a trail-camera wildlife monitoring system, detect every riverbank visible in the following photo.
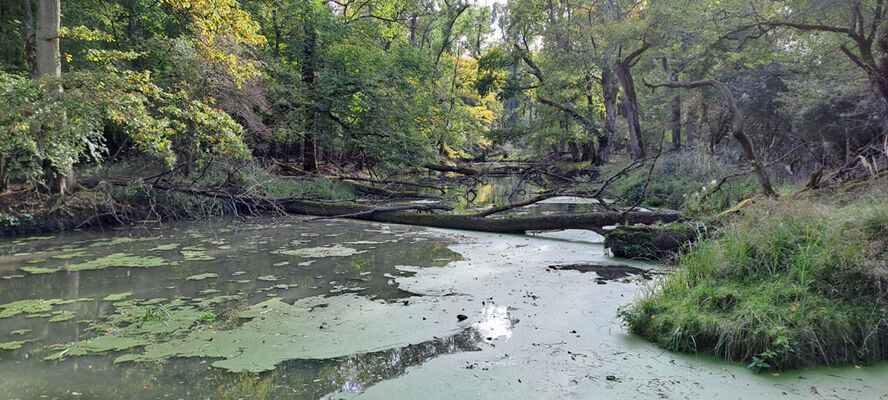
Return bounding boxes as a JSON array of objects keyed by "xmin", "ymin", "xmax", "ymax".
[
  {"xmin": 623, "ymin": 175, "xmax": 888, "ymax": 371},
  {"xmin": 0, "ymin": 161, "xmax": 363, "ymax": 237}
]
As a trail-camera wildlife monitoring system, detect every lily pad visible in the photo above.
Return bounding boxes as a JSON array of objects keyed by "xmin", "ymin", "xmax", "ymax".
[
  {"xmin": 1, "ymin": 274, "xmax": 24, "ymax": 280},
  {"xmin": 10, "ymin": 329, "xmax": 32, "ymax": 336},
  {"xmin": 232, "ymin": 271, "xmax": 247, "ymax": 276},
  {"xmin": 186, "ymin": 273, "xmax": 219, "ymax": 281},
  {"xmin": 198, "ymin": 289, "xmax": 221, "ymax": 295},
  {"xmin": 256, "ymin": 275, "xmax": 280, "ymax": 282}
]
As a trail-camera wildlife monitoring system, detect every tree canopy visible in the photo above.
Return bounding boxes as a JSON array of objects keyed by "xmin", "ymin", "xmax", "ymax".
[{"xmin": 0, "ymin": 0, "xmax": 884, "ymax": 192}]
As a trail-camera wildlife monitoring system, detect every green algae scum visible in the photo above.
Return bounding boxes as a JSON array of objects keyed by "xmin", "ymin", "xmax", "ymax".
[{"xmin": 1, "ymin": 218, "xmax": 887, "ymax": 399}]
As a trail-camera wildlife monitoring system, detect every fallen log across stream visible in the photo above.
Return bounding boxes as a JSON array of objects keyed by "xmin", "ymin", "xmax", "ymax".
[
  {"xmin": 80, "ymin": 178, "xmax": 683, "ymax": 234},
  {"xmin": 280, "ymin": 199, "xmax": 682, "ymax": 234}
]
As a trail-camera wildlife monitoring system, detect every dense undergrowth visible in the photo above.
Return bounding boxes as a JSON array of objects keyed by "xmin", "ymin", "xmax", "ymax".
[
  {"xmin": 600, "ymin": 152, "xmax": 793, "ymax": 213},
  {"xmin": 622, "ymin": 178, "xmax": 888, "ymax": 370},
  {"xmin": 0, "ymin": 159, "xmax": 359, "ymax": 236}
]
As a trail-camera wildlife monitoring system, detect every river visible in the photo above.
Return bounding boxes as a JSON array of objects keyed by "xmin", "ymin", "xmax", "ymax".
[{"xmin": 0, "ymin": 213, "xmax": 885, "ymax": 399}]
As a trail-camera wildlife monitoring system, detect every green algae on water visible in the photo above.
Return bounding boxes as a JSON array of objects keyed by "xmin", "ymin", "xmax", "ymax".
[
  {"xmin": 51, "ymin": 250, "xmax": 92, "ymax": 260},
  {"xmin": 186, "ymin": 273, "xmax": 219, "ymax": 281},
  {"xmin": 20, "ymin": 266, "xmax": 58, "ymax": 275},
  {"xmin": 22, "ymin": 253, "xmax": 168, "ymax": 274},
  {"xmin": 49, "ymin": 310, "xmax": 77, "ymax": 322},
  {"xmin": 141, "ymin": 298, "xmax": 168, "ymax": 305},
  {"xmin": 0, "ymin": 298, "xmax": 91, "ymax": 319},
  {"xmin": 181, "ymin": 249, "xmax": 215, "ymax": 261},
  {"xmin": 276, "ymin": 245, "xmax": 365, "ymax": 258},
  {"xmin": 149, "ymin": 243, "xmax": 180, "ymax": 251},
  {"xmin": 103, "ymin": 292, "xmax": 133, "ymax": 302},
  {"xmin": 0, "ymin": 340, "xmax": 33, "ymax": 350},
  {"xmin": 87, "ymin": 237, "xmax": 156, "ymax": 247}
]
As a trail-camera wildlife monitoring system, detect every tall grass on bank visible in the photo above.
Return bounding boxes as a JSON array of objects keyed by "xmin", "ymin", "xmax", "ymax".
[{"xmin": 622, "ymin": 193, "xmax": 888, "ymax": 370}]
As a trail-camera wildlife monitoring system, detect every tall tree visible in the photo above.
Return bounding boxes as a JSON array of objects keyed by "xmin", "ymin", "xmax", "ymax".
[{"xmin": 36, "ymin": 0, "xmax": 75, "ymax": 194}]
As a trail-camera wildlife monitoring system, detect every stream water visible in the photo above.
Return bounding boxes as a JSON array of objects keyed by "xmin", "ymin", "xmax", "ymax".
[{"xmin": 1, "ymin": 210, "xmax": 886, "ymax": 398}]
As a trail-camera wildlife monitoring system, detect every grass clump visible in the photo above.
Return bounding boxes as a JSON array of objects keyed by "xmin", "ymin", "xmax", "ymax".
[{"xmin": 622, "ymin": 190, "xmax": 888, "ymax": 371}]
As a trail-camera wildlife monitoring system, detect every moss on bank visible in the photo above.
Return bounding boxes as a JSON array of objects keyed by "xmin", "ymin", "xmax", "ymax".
[{"xmin": 622, "ymin": 182, "xmax": 888, "ymax": 371}]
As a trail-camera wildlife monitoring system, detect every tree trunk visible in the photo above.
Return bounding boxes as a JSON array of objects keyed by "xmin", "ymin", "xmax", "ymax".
[
  {"xmin": 22, "ymin": 0, "xmax": 38, "ymax": 78},
  {"xmin": 873, "ymin": 75, "xmax": 888, "ymax": 134},
  {"xmin": 598, "ymin": 66, "xmax": 618, "ymax": 165},
  {"xmin": 408, "ymin": 14, "xmax": 417, "ymax": 46},
  {"xmin": 36, "ymin": 0, "xmax": 59, "ymax": 79},
  {"xmin": 36, "ymin": 0, "xmax": 75, "ymax": 194},
  {"xmin": 671, "ymin": 94, "xmax": 682, "ymax": 150},
  {"xmin": 615, "ymin": 60, "xmax": 646, "ymax": 159},
  {"xmin": 282, "ymin": 199, "xmax": 682, "ymax": 234},
  {"xmin": 0, "ymin": 156, "xmax": 8, "ymax": 192},
  {"xmin": 658, "ymin": 58, "xmax": 681, "ymax": 150},
  {"xmin": 684, "ymin": 97, "xmax": 698, "ymax": 147},
  {"xmin": 301, "ymin": 0, "xmax": 318, "ymax": 173}
]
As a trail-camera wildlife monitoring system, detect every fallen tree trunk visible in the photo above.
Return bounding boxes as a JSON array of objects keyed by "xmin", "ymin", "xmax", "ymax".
[
  {"xmin": 343, "ymin": 180, "xmax": 443, "ymax": 200},
  {"xmin": 423, "ymin": 164, "xmax": 480, "ymax": 175},
  {"xmin": 284, "ymin": 199, "xmax": 682, "ymax": 234},
  {"xmin": 81, "ymin": 177, "xmax": 682, "ymax": 234}
]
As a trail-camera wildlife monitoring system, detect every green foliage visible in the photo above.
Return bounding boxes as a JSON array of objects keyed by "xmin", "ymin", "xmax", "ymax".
[
  {"xmin": 601, "ymin": 153, "xmax": 759, "ymax": 213},
  {"xmin": 0, "ymin": 71, "xmax": 106, "ymax": 183},
  {"xmin": 622, "ymin": 187, "xmax": 888, "ymax": 370}
]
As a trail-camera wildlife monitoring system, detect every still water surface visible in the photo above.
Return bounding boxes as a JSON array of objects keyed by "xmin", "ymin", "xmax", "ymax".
[{"xmin": 0, "ymin": 217, "xmax": 885, "ymax": 399}]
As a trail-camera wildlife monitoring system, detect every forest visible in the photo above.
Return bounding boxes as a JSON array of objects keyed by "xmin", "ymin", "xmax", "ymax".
[{"xmin": 1, "ymin": 0, "xmax": 888, "ymax": 398}]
